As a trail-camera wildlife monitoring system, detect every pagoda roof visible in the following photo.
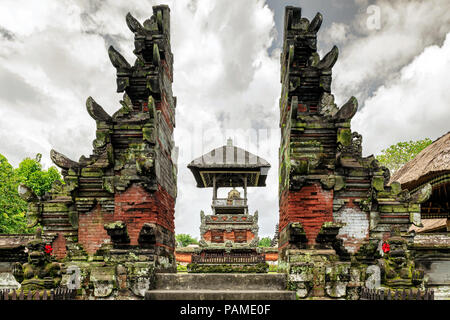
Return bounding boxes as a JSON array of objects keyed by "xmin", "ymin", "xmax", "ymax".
[{"xmin": 188, "ymin": 139, "xmax": 271, "ymax": 188}]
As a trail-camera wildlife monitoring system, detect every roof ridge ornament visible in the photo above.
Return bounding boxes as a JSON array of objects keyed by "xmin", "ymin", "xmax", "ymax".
[{"xmin": 227, "ymin": 138, "xmax": 233, "ymax": 147}]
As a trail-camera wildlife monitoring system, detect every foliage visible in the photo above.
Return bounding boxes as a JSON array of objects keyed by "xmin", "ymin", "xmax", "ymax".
[
  {"xmin": 176, "ymin": 233, "xmax": 198, "ymax": 247},
  {"xmin": 0, "ymin": 154, "xmax": 28, "ymax": 233},
  {"xmin": 0, "ymin": 153, "xmax": 62, "ymax": 233},
  {"xmin": 376, "ymin": 138, "xmax": 432, "ymax": 174},
  {"xmin": 258, "ymin": 236, "xmax": 272, "ymax": 247},
  {"xmin": 268, "ymin": 264, "xmax": 278, "ymax": 273},
  {"xmin": 177, "ymin": 263, "xmax": 188, "ymax": 273},
  {"xmin": 15, "ymin": 154, "xmax": 63, "ymax": 197}
]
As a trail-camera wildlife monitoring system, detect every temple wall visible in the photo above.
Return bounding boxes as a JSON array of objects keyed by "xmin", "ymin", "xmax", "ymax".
[
  {"xmin": 333, "ymin": 207, "xmax": 369, "ymax": 254},
  {"xmin": 175, "ymin": 248, "xmax": 279, "ymax": 265},
  {"xmin": 78, "ymin": 204, "xmax": 110, "ymax": 255},
  {"xmin": 51, "ymin": 232, "xmax": 67, "ymax": 260},
  {"xmin": 201, "ymin": 229, "xmax": 256, "ymax": 244},
  {"xmin": 279, "ymin": 183, "xmax": 333, "ymax": 246},
  {"xmin": 78, "ymin": 183, "xmax": 175, "ymax": 255}
]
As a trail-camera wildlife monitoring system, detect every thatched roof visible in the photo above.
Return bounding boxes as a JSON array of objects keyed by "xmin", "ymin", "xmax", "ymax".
[
  {"xmin": 391, "ymin": 132, "xmax": 450, "ymax": 190},
  {"xmin": 409, "ymin": 219, "xmax": 447, "ymax": 233}
]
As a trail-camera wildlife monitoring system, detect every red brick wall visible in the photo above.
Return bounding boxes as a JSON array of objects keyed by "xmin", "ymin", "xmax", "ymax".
[
  {"xmin": 157, "ymin": 94, "xmax": 174, "ymax": 132},
  {"xmin": 246, "ymin": 230, "xmax": 255, "ymax": 241},
  {"xmin": 203, "ymin": 231, "xmax": 212, "ymax": 242},
  {"xmin": 175, "ymin": 252, "xmax": 192, "ymax": 263},
  {"xmin": 51, "ymin": 232, "xmax": 67, "ymax": 260},
  {"xmin": 202, "ymin": 230, "xmax": 255, "ymax": 243},
  {"xmin": 78, "ymin": 183, "xmax": 175, "ymax": 255},
  {"xmin": 279, "ymin": 182, "xmax": 333, "ymax": 246},
  {"xmin": 224, "ymin": 231, "xmax": 234, "ymax": 242},
  {"xmin": 78, "ymin": 204, "xmax": 110, "ymax": 255},
  {"xmin": 264, "ymin": 252, "xmax": 278, "ymax": 261}
]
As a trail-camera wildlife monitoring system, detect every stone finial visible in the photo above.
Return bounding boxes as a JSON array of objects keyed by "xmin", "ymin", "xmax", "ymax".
[
  {"xmin": 108, "ymin": 46, "xmax": 132, "ymax": 71},
  {"xmin": 50, "ymin": 149, "xmax": 80, "ymax": 170},
  {"xmin": 125, "ymin": 12, "xmax": 146, "ymax": 34},
  {"xmin": 35, "ymin": 227, "xmax": 42, "ymax": 239},
  {"xmin": 86, "ymin": 97, "xmax": 112, "ymax": 123},
  {"xmin": 333, "ymin": 96, "xmax": 358, "ymax": 121},
  {"xmin": 227, "ymin": 138, "xmax": 233, "ymax": 147},
  {"xmin": 317, "ymin": 45, "xmax": 339, "ymax": 70},
  {"xmin": 410, "ymin": 183, "xmax": 432, "ymax": 204},
  {"xmin": 308, "ymin": 12, "xmax": 323, "ymax": 33}
]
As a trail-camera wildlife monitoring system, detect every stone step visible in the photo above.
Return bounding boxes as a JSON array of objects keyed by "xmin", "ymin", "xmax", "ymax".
[
  {"xmin": 155, "ymin": 273, "xmax": 288, "ymax": 290},
  {"xmin": 145, "ymin": 290, "xmax": 296, "ymax": 300}
]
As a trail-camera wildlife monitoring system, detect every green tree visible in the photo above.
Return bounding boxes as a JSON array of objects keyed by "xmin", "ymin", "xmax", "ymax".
[
  {"xmin": 15, "ymin": 154, "xmax": 62, "ymax": 197},
  {"xmin": 0, "ymin": 154, "xmax": 28, "ymax": 233},
  {"xmin": 258, "ymin": 237, "xmax": 272, "ymax": 247},
  {"xmin": 176, "ymin": 233, "xmax": 198, "ymax": 247},
  {"xmin": 0, "ymin": 153, "xmax": 62, "ymax": 233},
  {"xmin": 376, "ymin": 138, "xmax": 433, "ymax": 174}
]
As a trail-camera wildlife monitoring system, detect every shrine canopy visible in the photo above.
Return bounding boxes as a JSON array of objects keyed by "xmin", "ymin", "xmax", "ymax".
[
  {"xmin": 188, "ymin": 138, "xmax": 271, "ymax": 188},
  {"xmin": 391, "ymin": 131, "xmax": 450, "ymax": 219},
  {"xmin": 391, "ymin": 132, "xmax": 450, "ymax": 191}
]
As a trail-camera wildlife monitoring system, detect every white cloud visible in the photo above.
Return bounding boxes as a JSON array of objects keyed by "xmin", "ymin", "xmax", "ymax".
[
  {"xmin": 0, "ymin": 0, "xmax": 280, "ymax": 238},
  {"xmin": 170, "ymin": 0, "xmax": 280, "ymax": 237},
  {"xmin": 0, "ymin": 0, "xmax": 448, "ymax": 240},
  {"xmin": 322, "ymin": 22, "xmax": 350, "ymax": 45},
  {"xmin": 330, "ymin": 0, "xmax": 450, "ymax": 105},
  {"xmin": 353, "ymin": 32, "xmax": 450, "ymax": 156}
]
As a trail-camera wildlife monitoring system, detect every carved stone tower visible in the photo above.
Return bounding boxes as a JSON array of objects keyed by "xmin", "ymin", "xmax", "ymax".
[
  {"xmin": 278, "ymin": 6, "xmax": 430, "ymax": 298},
  {"xmin": 22, "ymin": 6, "xmax": 178, "ymax": 272}
]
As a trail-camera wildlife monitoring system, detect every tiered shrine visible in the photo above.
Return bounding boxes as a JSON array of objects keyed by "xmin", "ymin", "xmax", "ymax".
[{"xmin": 187, "ymin": 139, "xmax": 270, "ymax": 271}]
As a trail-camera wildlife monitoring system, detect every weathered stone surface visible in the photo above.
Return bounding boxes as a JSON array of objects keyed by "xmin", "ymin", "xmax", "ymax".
[
  {"xmin": 325, "ymin": 281, "xmax": 346, "ymax": 298},
  {"xmin": 333, "ymin": 207, "xmax": 369, "ymax": 254},
  {"xmin": 278, "ymin": 6, "xmax": 430, "ymax": 300},
  {"xmin": 90, "ymin": 266, "xmax": 116, "ymax": 297},
  {"xmin": 0, "ymin": 272, "xmax": 21, "ymax": 289}
]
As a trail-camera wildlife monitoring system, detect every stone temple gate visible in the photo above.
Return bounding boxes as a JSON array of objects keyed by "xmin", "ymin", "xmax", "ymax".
[
  {"xmin": 0, "ymin": 5, "xmax": 448, "ymax": 300},
  {"xmin": 6, "ymin": 6, "xmax": 178, "ymax": 298}
]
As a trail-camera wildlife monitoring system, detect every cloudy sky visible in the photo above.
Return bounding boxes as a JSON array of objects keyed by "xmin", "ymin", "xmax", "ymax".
[{"xmin": 0, "ymin": 0, "xmax": 449, "ymax": 239}]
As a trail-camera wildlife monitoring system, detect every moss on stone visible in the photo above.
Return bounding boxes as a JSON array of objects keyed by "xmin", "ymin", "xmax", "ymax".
[
  {"xmin": 371, "ymin": 176, "xmax": 385, "ymax": 192},
  {"xmin": 337, "ymin": 128, "xmax": 352, "ymax": 146}
]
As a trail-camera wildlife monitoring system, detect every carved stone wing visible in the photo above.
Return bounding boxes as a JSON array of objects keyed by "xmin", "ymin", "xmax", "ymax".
[
  {"xmin": 86, "ymin": 97, "xmax": 112, "ymax": 122},
  {"xmin": 333, "ymin": 96, "xmax": 358, "ymax": 121},
  {"xmin": 50, "ymin": 149, "xmax": 80, "ymax": 170}
]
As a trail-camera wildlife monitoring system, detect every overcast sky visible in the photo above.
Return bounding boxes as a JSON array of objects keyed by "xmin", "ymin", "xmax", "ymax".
[{"xmin": 0, "ymin": 0, "xmax": 449, "ymax": 239}]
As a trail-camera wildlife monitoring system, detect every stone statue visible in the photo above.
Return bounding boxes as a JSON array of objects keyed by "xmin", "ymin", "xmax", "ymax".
[
  {"xmin": 378, "ymin": 235, "xmax": 424, "ymax": 287},
  {"xmin": 227, "ymin": 188, "xmax": 240, "ymax": 205},
  {"xmin": 18, "ymin": 228, "xmax": 61, "ymax": 290}
]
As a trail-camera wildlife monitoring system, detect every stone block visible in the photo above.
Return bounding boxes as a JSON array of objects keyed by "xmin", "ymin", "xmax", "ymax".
[{"xmin": 0, "ymin": 272, "xmax": 21, "ymax": 290}]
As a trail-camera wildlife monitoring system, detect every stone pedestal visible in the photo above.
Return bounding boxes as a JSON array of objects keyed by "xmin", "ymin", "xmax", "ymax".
[{"xmin": 284, "ymin": 249, "xmax": 352, "ymax": 299}]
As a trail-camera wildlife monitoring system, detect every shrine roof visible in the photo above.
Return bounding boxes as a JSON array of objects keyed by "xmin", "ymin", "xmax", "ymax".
[
  {"xmin": 391, "ymin": 132, "xmax": 450, "ymax": 190},
  {"xmin": 188, "ymin": 139, "xmax": 270, "ymax": 188}
]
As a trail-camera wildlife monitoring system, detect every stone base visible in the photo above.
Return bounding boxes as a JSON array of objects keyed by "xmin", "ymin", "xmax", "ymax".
[
  {"xmin": 282, "ymin": 249, "xmax": 356, "ymax": 299},
  {"xmin": 0, "ymin": 272, "xmax": 21, "ymax": 290}
]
